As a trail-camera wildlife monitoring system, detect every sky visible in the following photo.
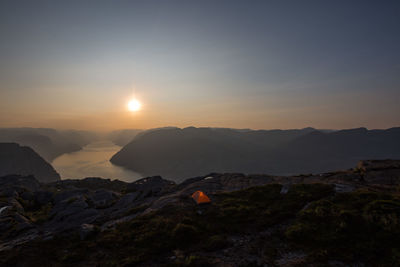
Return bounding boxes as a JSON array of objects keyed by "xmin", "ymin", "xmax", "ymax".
[{"xmin": 0, "ymin": 0, "xmax": 399, "ymax": 131}]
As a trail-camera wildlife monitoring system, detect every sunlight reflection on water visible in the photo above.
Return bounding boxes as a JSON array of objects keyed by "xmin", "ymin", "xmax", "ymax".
[{"xmin": 52, "ymin": 141, "xmax": 143, "ymax": 182}]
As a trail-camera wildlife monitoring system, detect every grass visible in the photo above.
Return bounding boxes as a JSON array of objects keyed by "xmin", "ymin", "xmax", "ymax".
[
  {"xmin": 286, "ymin": 190, "xmax": 400, "ymax": 265},
  {"xmin": 25, "ymin": 203, "xmax": 53, "ymax": 224},
  {"xmin": 1, "ymin": 183, "xmax": 399, "ymax": 266}
]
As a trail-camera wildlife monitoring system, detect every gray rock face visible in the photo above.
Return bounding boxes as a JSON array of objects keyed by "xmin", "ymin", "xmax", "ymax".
[
  {"xmin": 0, "ymin": 175, "xmax": 41, "ymax": 193},
  {"xmin": 0, "ymin": 160, "xmax": 399, "ymax": 251},
  {"xmin": 357, "ymin": 159, "xmax": 400, "ymax": 171},
  {"xmin": 126, "ymin": 176, "xmax": 175, "ymax": 196},
  {"xmin": 89, "ymin": 190, "xmax": 119, "ymax": 209},
  {"xmin": 0, "ymin": 143, "xmax": 60, "ymax": 183},
  {"xmin": 357, "ymin": 160, "xmax": 400, "ymax": 184},
  {"xmin": 79, "ymin": 223, "xmax": 96, "ymax": 240}
]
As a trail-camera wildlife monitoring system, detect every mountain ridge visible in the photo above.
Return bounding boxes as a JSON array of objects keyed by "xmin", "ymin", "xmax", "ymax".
[
  {"xmin": 0, "ymin": 143, "xmax": 60, "ymax": 182},
  {"xmin": 0, "ymin": 128, "xmax": 97, "ymax": 161},
  {"xmin": 110, "ymin": 126, "xmax": 400, "ymax": 180}
]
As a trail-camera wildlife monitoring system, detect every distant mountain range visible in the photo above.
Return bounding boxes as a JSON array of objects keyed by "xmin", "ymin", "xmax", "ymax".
[
  {"xmin": 110, "ymin": 126, "xmax": 400, "ymax": 181},
  {"xmin": 0, "ymin": 143, "xmax": 60, "ymax": 182},
  {"xmin": 0, "ymin": 128, "xmax": 97, "ymax": 161},
  {"xmin": 107, "ymin": 129, "xmax": 142, "ymax": 146}
]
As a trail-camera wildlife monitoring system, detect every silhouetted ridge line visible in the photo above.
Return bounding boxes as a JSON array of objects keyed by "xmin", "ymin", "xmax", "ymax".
[{"xmin": 110, "ymin": 127, "xmax": 400, "ymax": 181}]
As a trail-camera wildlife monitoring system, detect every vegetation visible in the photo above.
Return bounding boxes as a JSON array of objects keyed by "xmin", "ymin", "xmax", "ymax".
[
  {"xmin": 1, "ymin": 183, "xmax": 399, "ymax": 266},
  {"xmin": 286, "ymin": 190, "xmax": 400, "ymax": 265}
]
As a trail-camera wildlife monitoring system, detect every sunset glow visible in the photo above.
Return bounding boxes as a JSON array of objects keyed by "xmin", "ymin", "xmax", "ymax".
[{"xmin": 127, "ymin": 99, "xmax": 141, "ymax": 112}]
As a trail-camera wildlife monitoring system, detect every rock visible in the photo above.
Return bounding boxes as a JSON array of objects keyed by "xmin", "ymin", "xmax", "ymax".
[
  {"xmin": 45, "ymin": 193, "xmax": 100, "ymax": 232},
  {"xmin": 34, "ymin": 191, "xmax": 54, "ymax": 205},
  {"xmin": 0, "ymin": 175, "xmax": 41, "ymax": 193},
  {"xmin": 20, "ymin": 191, "xmax": 34, "ymax": 201},
  {"xmin": 89, "ymin": 190, "xmax": 119, "ymax": 208},
  {"xmin": 334, "ymin": 183, "xmax": 355, "ymax": 193},
  {"xmin": 8, "ymin": 198, "xmax": 24, "ymax": 213},
  {"xmin": 1, "ymin": 160, "xmax": 400, "ymax": 255},
  {"xmin": 126, "ymin": 176, "xmax": 175, "ymax": 199},
  {"xmin": 280, "ymin": 184, "xmax": 290, "ymax": 194},
  {"xmin": 52, "ymin": 177, "xmax": 127, "ymax": 192},
  {"xmin": 111, "ymin": 192, "xmax": 140, "ymax": 212},
  {"xmin": 53, "ymin": 189, "xmax": 89, "ymax": 203},
  {"xmin": 79, "ymin": 223, "xmax": 96, "ymax": 240},
  {"xmin": 357, "ymin": 160, "xmax": 400, "ymax": 184},
  {"xmin": 148, "ymin": 173, "xmax": 276, "ymax": 211},
  {"xmin": 357, "ymin": 160, "xmax": 400, "ymax": 172},
  {"xmin": 275, "ymin": 251, "xmax": 307, "ymax": 266},
  {"xmin": 0, "ymin": 206, "xmax": 9, "ymax": 216}
]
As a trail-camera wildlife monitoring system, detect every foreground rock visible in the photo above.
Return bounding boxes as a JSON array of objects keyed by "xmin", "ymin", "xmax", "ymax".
[
  {"xmin": 357, "ymin": 159, "xmax": 400, "ymax": 184},
  {"xmin": 0, "ymin": 160, "xmax": 399, "ymax": 266},
  {"xmin": 0, "ymin": 143, "xmax": 60, "ymax": 183}
]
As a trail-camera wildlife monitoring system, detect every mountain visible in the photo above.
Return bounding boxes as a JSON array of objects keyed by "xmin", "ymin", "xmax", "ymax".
[
  {"xmin": 0, "ymin": 160, "xmax": 399, "ymax": 266},
  {"xmin": 110, "ymin": 127, "xmax": 400, "ymax": 181},
  {"xmin": 108, "ymin": 127, "xmax": 180, "ymax": 146},
  {"xmin": 107, "ymin": 129, "xmax": 143, "ymax": 146},
  {"xmin": 0, "ymin": 128, "xmax": 97, "ymax": 161},
  {"xmin": 276, "ymin": 127, "xmax": 400, "ymax": 174},
  {"xmin": 0, "ymin": 143, "xmax": 60, "ymax": 182}
]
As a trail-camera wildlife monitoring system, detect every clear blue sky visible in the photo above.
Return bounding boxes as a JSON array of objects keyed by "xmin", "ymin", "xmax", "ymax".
[{"xmin": 1, "ymin": 0, "xmax": 399, "ymax": 130}]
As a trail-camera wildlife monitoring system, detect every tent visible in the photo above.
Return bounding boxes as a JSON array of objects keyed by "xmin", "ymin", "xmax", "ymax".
[{"xmin": 191, "ymin": 190, "xmax": 211, "ymax": 204}]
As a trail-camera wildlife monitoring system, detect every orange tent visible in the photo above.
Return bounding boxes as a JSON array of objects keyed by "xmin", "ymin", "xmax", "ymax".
[{"xmin": 192, "ymin": 190, "xmax": 211, "ymax": 204}]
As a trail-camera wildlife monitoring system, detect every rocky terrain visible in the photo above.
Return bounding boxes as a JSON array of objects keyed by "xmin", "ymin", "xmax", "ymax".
[
  {"xmin": 0, "ymin": 160, "xmax": 399, "ymax": 266},
  {"xmin": 0, "ymin": 143, "xmax": 60, "ymax": 183},
  {"xmin": 110, "ymin": 126, "xmax": 400, "ymax": 180}
]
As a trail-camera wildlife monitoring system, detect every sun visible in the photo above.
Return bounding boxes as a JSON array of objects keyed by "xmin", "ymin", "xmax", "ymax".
[{"xmin": 127, "ymin": 99, "xmax": 141, "ymax": 112}]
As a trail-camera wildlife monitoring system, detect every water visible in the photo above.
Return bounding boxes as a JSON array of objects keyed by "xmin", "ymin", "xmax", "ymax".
[{"xmin": 52, "ymin": 141, "xmax": 143, "ymax": 182}]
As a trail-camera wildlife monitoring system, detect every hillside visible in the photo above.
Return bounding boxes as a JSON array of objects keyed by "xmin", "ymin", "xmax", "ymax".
[
  {"xmin": 0, "ymin": 128, "xmax": 97, "ymax": 161},
  {"xmin": 107, "ymin": 129, "xmax": 143, "ymax": 146},
  {"xmin": 0, "ymin": 160, "xmax": 399, "ymax": 266},
  {"xmin": 110, "ymin": 127, "xmax": 400, "ymax": 181},
  {"xmin": 0, "ymin": 143, "xmax": 60, "ymax": 182}
]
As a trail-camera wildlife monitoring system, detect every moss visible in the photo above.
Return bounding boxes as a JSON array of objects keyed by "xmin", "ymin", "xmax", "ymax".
[
  {"xmin": 172, "ymin": 223, "xmax": 200, "ymax": 247},
  {"xmin": 204, "ymin": 235, "xmax": 230, "ymax": 251},
  {"xmin": 0, "ymin": 196, "xmax": 9, "ymax": 203},
  {"xmin": 183, "ymin": 255, "xmax": 207, "ymax": 266},
  {"xmin": 67, "ymin": 197, "xmax": 78, "ymax": 204},
  {"xmin": 25, "ymin": 203, "xmax": 53, "ymax": 224},
  {"xmin": 1, "ymin": 183, "xmax": 399, "ymax": 266},
  {"xmin": 286, "ymin": 190, "xmax": 400, "ymax": 265}
]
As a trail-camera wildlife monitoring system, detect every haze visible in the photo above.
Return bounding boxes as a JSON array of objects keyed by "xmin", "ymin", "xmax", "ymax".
[{"xmin": 1, "ymin": 0, "xmax": 399, "ymax": 131}]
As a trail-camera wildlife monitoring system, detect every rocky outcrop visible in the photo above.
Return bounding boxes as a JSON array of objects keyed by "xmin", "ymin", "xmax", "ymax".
[
  {"xmin": 0, "ymin": 143, "xmax": 60, "ymax": 183},
  {"xmin": 357, "ymin": 159, "xmax": 400, "ymax": 184},
  {"xmin": 357, "ymin": 159, "xmax": 400, "ymax": 171},
  {"xmin": 0, "ymin": 160, "xmax": 399, "ymax": 253}
]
